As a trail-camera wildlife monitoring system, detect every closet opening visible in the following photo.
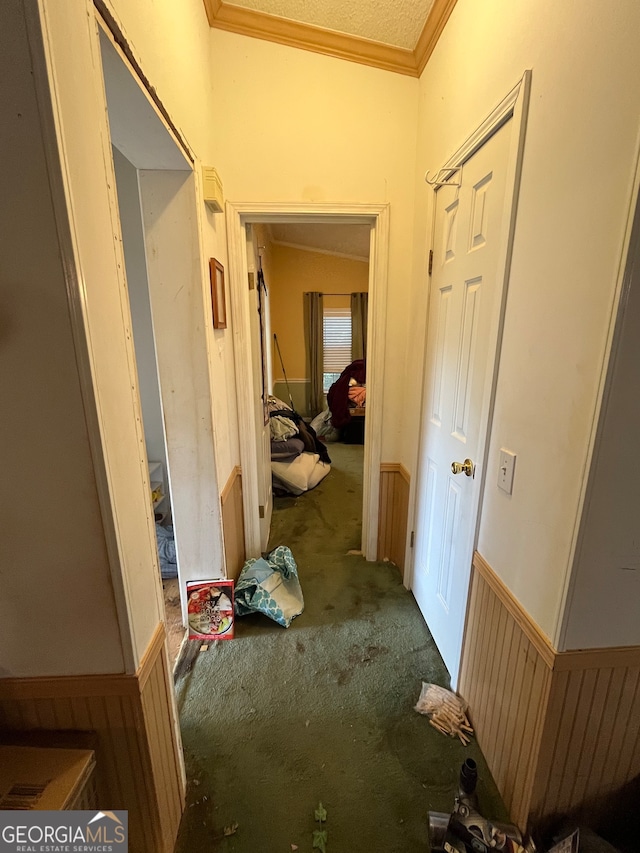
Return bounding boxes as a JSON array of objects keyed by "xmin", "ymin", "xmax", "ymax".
[
  {"xmin": 99, "ymin": 23, "xmax": 223, "ymax": 670},
  {"xmin": 109, "ymin": 146, "xmax": 184, "ymax": 665}
]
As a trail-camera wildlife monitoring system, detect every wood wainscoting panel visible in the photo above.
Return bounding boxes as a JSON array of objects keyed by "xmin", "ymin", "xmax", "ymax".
[
  {"xmin": 221, "ymin": 465, "xmax": 245, "ymax": 580},
  {"xmin": 459, "ymin": 553, "xmax": 552, "ymax": 828},
  {"xmin": 378, "ymin": 464, "xmax": 410, "ymax": 573},
  {"xmin": 530, "ymin": 651, "xmax": 640, "ymax": 820},
  {"xmin": 139, "ymin": 632, "xmax": 186, "ymax": 853},
  {"xmin": 460, "ymin": 552, "xmax": 640, "ymax": 830},
  {"xmin": 0, "ymin": 624, "xmax": 185, "ymax": 853}
]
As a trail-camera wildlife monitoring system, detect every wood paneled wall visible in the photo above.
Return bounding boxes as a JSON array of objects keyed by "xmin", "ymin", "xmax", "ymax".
[
  {"xmin": 459, "ymin": 553, "xmax": 554, "ymax": 827},
  {"xmin": 459, "ymin": 552, "xmax": 640, "ymax": 830},
  {"xmin": 0, "ymin": 624, "xmax": 185, "ymax": 853},
  {"xmin": 221, "ymin": 465, "xmax": 245, "ymax": 580},
  {"xmin": 531, "ymin": 646, "xmax": 640, "ymax": 819},
  {"xmin": 139, "ymin": 631, "xmax": 186, "ymax": 853},
  {"xmin": 378, "ymin": 463, "xmax": 410, "ymax": 573}
]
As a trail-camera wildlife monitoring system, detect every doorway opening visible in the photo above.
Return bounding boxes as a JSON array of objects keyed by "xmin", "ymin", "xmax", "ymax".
[
  {"xmin": 226, "ymin": 203, "xmax": 389, "ymax": 563},
  {"xmin": 98, "ymin": 23, "xmax": 223, "ymax": 669},
  {"xmin": 242, "ymin": 221, "xmax": 372, "ymax": 548}
]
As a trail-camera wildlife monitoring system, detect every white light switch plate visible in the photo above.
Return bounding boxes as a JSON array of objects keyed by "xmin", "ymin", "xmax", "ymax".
[{"xmin": 498, "ymin": 449, "xmax": 516, "ymax": 494}]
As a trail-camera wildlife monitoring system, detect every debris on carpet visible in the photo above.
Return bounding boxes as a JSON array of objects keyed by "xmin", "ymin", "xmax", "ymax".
[
  {"xmin": 234, "ymin": 545, "xmax": 304, "ymax": 627},
  {"xmin": 414, "ymin": 682, "xmax": 474, "ymax": 745}
]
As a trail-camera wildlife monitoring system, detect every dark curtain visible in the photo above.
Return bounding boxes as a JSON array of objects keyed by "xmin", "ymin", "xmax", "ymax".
[
  {"xmin": 303, "ymin": 291, "xmax": 324, "ymax": 416},
  {"xmin": 351, "ymin": 292, "xmax": 369, "ymax": 361}
]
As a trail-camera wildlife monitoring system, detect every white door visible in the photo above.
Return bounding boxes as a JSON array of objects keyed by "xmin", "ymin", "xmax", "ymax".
[{"xmin": 412, "ymin": 119, "xmax": 513, "ymax": 686}]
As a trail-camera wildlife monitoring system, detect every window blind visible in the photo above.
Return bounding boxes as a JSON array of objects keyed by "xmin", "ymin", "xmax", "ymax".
[{"xmin": 323, "ymin": 308, "xmax": 352, "ymax": 373}]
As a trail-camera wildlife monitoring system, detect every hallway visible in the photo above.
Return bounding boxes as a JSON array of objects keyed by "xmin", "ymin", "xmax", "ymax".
[{"xmin": 174, "ymin": 444, "xmax": 505, "ymax": 851}]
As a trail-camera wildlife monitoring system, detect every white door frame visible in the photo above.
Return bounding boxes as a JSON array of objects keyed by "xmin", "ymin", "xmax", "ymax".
[
  {"xmin": 226, "ymin": 202, "xmax": 390, "ymax": 560},
  {"xmin": 405, "ymin": 73, "xmax": 531, "ymax": 674}
]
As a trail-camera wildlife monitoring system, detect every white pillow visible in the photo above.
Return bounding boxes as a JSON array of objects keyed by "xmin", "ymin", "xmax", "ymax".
[
  {"xmin": 272, "ymin": 452, "xmax": 330, "ymax": 495},
  {"xmin": 308, "ymin": 460, "xmax": 331, "ymax": 490}
]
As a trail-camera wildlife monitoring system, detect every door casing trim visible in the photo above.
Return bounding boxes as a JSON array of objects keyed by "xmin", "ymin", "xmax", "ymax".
[
  {"xmin": 406, "ymin": 71, "xmax": 532, "ymax": 686},
  {"xmin": 226, "ymin": 202, "xmax": 390, "ymax": 560}
]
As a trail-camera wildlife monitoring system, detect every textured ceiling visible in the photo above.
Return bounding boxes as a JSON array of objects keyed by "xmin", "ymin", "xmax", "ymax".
[
  {"xmin": 268, "ymin": 223, "xmax": 371, "ymax": 260},
  {"xmin": 225, "ymin": 0, "xmax": 435, "ymax": 49}
]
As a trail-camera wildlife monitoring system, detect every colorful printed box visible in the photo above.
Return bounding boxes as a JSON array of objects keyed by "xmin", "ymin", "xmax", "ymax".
[{"xmin": 186, "ymin": 579, "xmax": 235, "ymax": 640}]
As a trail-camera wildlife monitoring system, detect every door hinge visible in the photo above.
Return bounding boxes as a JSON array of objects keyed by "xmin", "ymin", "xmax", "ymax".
[
  {"xmin": 259, "ymin": 504, "xmax": 265, "ymax": 519},
  {"xmin": 248, "ymin": 271, "xmax": 255, "ymax": 290},
  {"xmin": 410, "ymin": 531, "xmax": 415, "ymax": 548},
  {"xmin": 428, "ymin": 250, "xmax": 433, "ymax": 276}
]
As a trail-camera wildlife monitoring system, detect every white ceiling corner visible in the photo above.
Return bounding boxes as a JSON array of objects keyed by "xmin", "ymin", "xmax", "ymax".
[{"xmin": 267, "ymin": 223, "xmax": 371, "ymax": 260}]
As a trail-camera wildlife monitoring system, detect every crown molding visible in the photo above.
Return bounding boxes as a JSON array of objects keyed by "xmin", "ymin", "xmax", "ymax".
[
  {"xmin": 209, "ymin": 3, "xmax": 418, "ymax": 76},
  {"xmin": 414, "ymin": 0, "xmax": 458, "ymax": 75},
  {"xmin": 203, "ymin": 0, "xmax": 221, "ymax": 26},
  {"xmin": 271, "ymin": 239, "xmax": 369, "ymax": 263},
  {"xmin": 203, "ymin": 0, "xmax": 460, "ymax": 75}
]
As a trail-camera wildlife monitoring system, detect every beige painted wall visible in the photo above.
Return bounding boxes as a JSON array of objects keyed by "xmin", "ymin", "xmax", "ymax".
[
  {"xmin": 1, "ymin": 1, "xmax": 124, "ymax": 677},
  {"xmin": 28, "ymin": 0, "xmax": 640, "ymax": 673},
  {"xmin": 30, "ymin": 0, "xmax": 228, "ymax": 673},
  {"xmin": 112, "ymin": 147, "xmax": 168, "ymax": 474},
  {"xmin": 410, "ymin": 0, "xmax": 640, "ymax": 646},
  {"xmin": 561, "ymin": 197, "xmax": 640, "ymax": 650},
  {"xmin": 269, "ymin": 243, "xmax": 368, "ymax": 381},
  {"xmin": 103, "ymin": 0, "xmax": 240, "ymax": 485},
  {"xmin": 210, "ymin": 30, "xmax": 419, "ymax": 457}
]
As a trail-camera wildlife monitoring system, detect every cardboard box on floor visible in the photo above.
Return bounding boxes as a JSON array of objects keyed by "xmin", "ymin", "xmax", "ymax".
[{"xmin": 0, "ymin": 745, "xmax": 96, "ymax": 810}]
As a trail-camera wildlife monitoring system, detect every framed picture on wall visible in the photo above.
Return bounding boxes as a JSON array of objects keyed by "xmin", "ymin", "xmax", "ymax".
[{"xmin": 209, "ymin": 258, "xmax": 226, "ymax": 329}]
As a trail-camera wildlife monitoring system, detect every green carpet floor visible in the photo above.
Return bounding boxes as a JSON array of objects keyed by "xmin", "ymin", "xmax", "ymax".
[{"xmin": 175, "ymin": 443, "xmax": 507, "ymax": 852}]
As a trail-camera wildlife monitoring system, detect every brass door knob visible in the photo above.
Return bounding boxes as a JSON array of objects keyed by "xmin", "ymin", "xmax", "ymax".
[{"xmin": 451, "ymin": 459, "xmax": 475, "ymax": 477}]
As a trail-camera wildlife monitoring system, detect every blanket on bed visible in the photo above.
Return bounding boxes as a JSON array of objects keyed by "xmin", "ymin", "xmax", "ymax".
[{"xmin": 327, "ymin": 359, "xmax": 366, "ymax": 428}]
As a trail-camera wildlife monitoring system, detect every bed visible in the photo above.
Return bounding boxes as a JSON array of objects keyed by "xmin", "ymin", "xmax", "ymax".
[{"xmin": 268, "ymin": 395, "xmax": 331, "ymax": 495}]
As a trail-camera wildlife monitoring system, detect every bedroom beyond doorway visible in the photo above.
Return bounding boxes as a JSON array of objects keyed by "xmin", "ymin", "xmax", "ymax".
[{"xmin": 243, "ymin": 220, "xmax": 371, "ymax": 549}]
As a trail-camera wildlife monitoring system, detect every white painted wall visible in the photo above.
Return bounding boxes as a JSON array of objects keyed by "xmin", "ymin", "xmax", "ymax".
[
  {"xmin": 139, "ymin": 169, "xmax": 227, "ymax": 599},
  {"xmin": 28, "ymin": 0, "xmax": 640, "ymax": 667},
  {"xmin": 101, "ymin": 0, "xmax": 216, "ymax": 163},
  {"xmin": 561, "ymin": 195, "xmax": 640, "ymax": 650},
  {"xmin": 39, "ymin": 0, "xmax": 171, "ymax": 670},
  {"xmin": 112, "ymin": 146, "xmax": 168, "ymax": 473},
  {"xmin": 25, "ymin": 0, "xmax": 233, "ymax": 672},
  {"xmin": 0, "ymin": 0, "xmax": 124, "ymax": 677},
  {"xmin": 410, "ymin": 0, "xmax": 640, "ymax": 645},
  {"xmin": 103, "ymin": 0, "xmax": 240, "ymax": 487},
  {"xmin": 210, "ymin": 30, "xmax": 420, "ymax": 462}
]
